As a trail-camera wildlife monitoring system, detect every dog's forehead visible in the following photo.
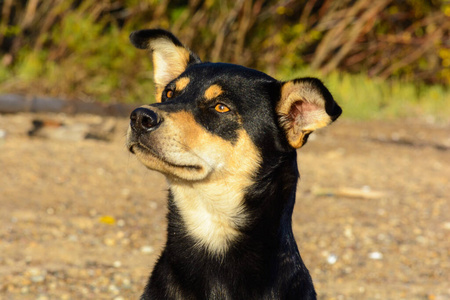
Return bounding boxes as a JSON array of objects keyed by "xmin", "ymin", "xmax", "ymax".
[
  {"xmin": 184, "ymin": 62, "xmax": 276, "ymax": 90},
  {"xmin": 169, "ymin": 62, "xmax": 281, "ymax": 114},
  {"xmin": 153, "ymin": 62, "xmax": 283, "ymax": 147}
]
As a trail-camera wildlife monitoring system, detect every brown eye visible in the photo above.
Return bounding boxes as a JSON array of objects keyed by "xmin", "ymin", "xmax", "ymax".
[
  {"xmin": 166, "ymin": 90, "xmax": 174, "ymax": 98},
  {"xmin": 214, "ymin": 103, "xmax": 230, "ymax": 113}
]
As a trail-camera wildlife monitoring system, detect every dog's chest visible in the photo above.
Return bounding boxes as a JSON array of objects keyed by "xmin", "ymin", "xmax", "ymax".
[{"xmin": 170, "ymin": 178, "xmax": 250, "ymax": 255}]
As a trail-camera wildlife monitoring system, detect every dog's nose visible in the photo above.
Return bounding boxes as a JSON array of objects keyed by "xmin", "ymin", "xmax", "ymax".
[{"xmin": 130, "ymin": 107, "xmax": 162, "ymax": 133}]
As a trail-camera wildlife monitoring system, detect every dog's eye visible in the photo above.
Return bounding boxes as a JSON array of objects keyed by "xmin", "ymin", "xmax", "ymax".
[
  {"xmin": 214, "ymin": 103, "xmax": 230, "ymax": 113},
  {"xmin": 166, "ymin": 89, "xmax": 174, "ymax": 99}
]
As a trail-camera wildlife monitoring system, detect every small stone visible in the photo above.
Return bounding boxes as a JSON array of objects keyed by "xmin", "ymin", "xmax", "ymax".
[
  {"xmin": 122, "ymin": 278, "xmax": 131, "ymax": 288},
  {"xmin": 28, "ymin": 268, "xmax": 47, "ymax": 283},
  {"xmin": 368, "ymin": 251, "xmax": 383, "ymax": 260},
  {"xmin": 344, "ymin": 226, "xmax": 353, "ymax": 239},
  {"xmin": 443, "ymin": 222, "xmax": 450, "ymax": 230},
  {"xmin": 30, "ymin": 275, "xmax": 46, "ymax": 283},
  {"xmin": 113, "ymin": 261, "xmax": 122, "ymax": 268},
  {"xmin": 140, "ymin": 245, "xmax": 154, "ymax": 254},
  {"xmin": 327, "ymin": 254, "xmax": 338, "ymax": 264},
  {"xmin": 0, "ymin": 129, "xmax": 6, "ymax": 139},
  {"xmin": 48, "ymin": 282, "xmax": 57, "ymax": 290},
  {"xmin": 104, "ymin": 237, "xmax": 116, "ymax": 246},
  {"xmin": 121, "ymin": 188, "xmax": 130, "ymax": 197},
  {"xmin": 68, "ymin": 234, "xmax": 78, "ymax": 242},
  {"xmin": 108, "ymin": 284, "xmax": 119, "ymax": 294}
]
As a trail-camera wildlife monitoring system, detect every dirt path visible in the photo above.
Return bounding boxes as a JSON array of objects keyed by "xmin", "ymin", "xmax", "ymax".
[{"xmin": 0, "ymin": 113, "xmax": 449, "ymax": 299}]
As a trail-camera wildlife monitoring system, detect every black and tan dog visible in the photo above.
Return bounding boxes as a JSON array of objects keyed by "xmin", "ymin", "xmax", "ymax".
[{"xmin": 126, "ymin": 29, "xmax": 341, "ymax": 300}]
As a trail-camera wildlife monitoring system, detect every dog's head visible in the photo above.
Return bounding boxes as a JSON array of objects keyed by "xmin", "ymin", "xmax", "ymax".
[{"xmin": 127, "ymin": 29, "xmax": 341, "ymax": 182}]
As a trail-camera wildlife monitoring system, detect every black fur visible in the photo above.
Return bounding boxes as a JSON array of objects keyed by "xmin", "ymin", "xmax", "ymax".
[
  {"xmin": 127, "ymin": 29, "xmax": 341, "ymax": 300},
  {"xmin": 130, "ymin": 29, "xmax": 201, "ymax": 66}
]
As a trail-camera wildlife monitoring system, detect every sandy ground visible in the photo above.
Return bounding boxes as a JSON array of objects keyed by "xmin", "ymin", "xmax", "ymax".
[{"xmin": 0, "ymin": 112, "xmax": 449, "ymax": 300}]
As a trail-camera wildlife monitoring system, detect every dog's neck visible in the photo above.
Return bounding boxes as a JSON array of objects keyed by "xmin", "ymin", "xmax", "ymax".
[
  {"xmin": 166, "ymin": 151, "xmax": 299, "ymax": 258},
  {"xmin": 168, "ymin": 175, "xmax": 250, "ymax": 255}
]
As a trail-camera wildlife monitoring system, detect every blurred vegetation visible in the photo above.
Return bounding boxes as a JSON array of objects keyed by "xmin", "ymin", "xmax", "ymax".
[{"xmin": 0, "ymin": 0, "xmax": 449, "ymax": 119}]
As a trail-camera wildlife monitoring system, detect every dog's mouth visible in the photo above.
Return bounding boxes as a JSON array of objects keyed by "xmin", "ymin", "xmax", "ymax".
[{"xmin": 128, "ymin": 142, "xmax": 202, "ymax": 171}]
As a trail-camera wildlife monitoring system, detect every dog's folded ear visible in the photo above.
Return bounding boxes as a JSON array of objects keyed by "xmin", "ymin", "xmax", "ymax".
[
  {"xmin": 130, "ymin": 29, "xmax": 201, "ymax": 102},
  {"xmin": 277, "ymin": 78, "xmax": 342, "ymax": 149}
]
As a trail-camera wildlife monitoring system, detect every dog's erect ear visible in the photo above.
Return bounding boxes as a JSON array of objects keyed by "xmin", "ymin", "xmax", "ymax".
[
  {"xmin": 130, "ymin": 29, "xmax": 201, "ymax": 102},
  {"xmin": 276, "ymin": 78, "xmax": 342, "ymax": 149}
]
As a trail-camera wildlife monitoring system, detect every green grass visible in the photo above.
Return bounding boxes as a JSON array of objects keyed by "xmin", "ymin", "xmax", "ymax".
[{"xmin": 1, "ymin": 50, "xmax": 449, "ymax": 122}]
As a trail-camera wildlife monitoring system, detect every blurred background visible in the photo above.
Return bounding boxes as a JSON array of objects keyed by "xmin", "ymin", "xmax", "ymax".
[
  {"xmin": 0, "ymin": 1, "xmax": 449, "ymax": 299},
  {"xmin": 0, "ymin": 0, "xmax": 449, "ymax": 118}
]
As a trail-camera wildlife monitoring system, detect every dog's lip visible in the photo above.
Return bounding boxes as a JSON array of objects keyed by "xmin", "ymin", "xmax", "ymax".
[
  {"xmin": 128, "ymin": 143, "xmax": 136, "ymax": 154},
  {"xmin": 129, "ymin": 143, "xmax": 202, "ymax": 171}
]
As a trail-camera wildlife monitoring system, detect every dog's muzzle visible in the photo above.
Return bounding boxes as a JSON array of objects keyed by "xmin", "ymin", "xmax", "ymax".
[{"xmin": 130, "ymin": 107, "xmax": 163, "ymax": 134}]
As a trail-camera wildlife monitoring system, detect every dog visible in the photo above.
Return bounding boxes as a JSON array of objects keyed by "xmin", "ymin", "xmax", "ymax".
[{"xmin": 126, "ymin": 29, "xmax": 341, "ymax": 300}]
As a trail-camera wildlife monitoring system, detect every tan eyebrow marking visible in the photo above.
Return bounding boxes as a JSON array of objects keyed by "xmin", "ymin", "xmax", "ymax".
[
  {"xmin": 175, "ymin": 77, "xmax": 190, "ymax": 91},
  {"xmin": 204, "ymin": 84, "xmax": 224, "ymax": 100}
]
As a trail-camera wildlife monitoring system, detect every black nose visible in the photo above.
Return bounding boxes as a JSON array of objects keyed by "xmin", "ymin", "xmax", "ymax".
[{"xmin": 130, "ymin": 107, "xmax": 162, "ymax": 133}]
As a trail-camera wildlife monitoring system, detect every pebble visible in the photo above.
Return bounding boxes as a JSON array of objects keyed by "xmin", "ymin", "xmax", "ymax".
[
  {"xmin": 1, "ymin": 114, "xmax": 447, "ymax": 299},
  {"xmin": 30, "ymin": 275, "xmax": 46, "ymax": 283},
  {"xmin": 122, "ymin": 278, "xmax": 131, "ymax": 288},
  {"xmin": 28, "ymin": 268, "xmax": 47, "ymax": 283},
  {"xmin": 108, "ymin": 284, "xmax": 119, "ymax": 294},
  {"xmin": 113, "ymin": 261, "xmax": 122, "ymax": 268},
  {"xmin": 140, "ymin": 245, "xmax": 154, "ymax": 254},
  {"xmin": 368, "ymin": 251, "xmax": 383, "ymax": 260},
  {"xmin": 104, "ymin": 237, "xmax": 116, "ymax": 246},
  {"xmin": 68, "ymin": 234, "xmax": 78, "ymax": 242},
  {"xmin": 443, "ymin": 222, "xmax": 450, "ymax": 230},
  {"xmin": 327, "ymin": 254, "xmax": 338, "ymax": 264},
  {"xmin": 121, "ymin": 188, "xmax": 131, "ymax": 197}
]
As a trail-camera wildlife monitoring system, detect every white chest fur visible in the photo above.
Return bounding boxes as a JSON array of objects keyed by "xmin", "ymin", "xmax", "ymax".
[{"xmin": 170, "ymin": 176, "xmax": 250, "ymax": 255}]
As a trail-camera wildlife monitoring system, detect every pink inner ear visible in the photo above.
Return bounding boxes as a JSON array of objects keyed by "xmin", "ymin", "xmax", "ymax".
[
  {"xmin": 291, "ymin": 101, "xmax": 317, "ymax": 113},
  {"xmin": 289, "ymin": 101, "xmax": 320, "ymax": 128}
]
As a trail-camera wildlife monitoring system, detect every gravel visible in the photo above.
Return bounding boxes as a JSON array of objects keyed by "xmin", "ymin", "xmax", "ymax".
[{"xmin": 0, "ymin": 112, "xmax": 448, "ymax": 299}]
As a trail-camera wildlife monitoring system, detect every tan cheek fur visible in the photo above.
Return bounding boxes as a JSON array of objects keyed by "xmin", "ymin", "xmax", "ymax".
[
  {"xmin": 132, "ymin": 110, "xmax": 213, "ymax": 181},
  {"xmin": 130, "ymin": 109, "xmax": 261, "ymax": 255},
  {"xmin": 155, "ymin": 87, "xmax": 164, "ymax": 103},
  {"xmin": 170, "ymin": 128, "xmax": 261, "ymax": 256}
]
